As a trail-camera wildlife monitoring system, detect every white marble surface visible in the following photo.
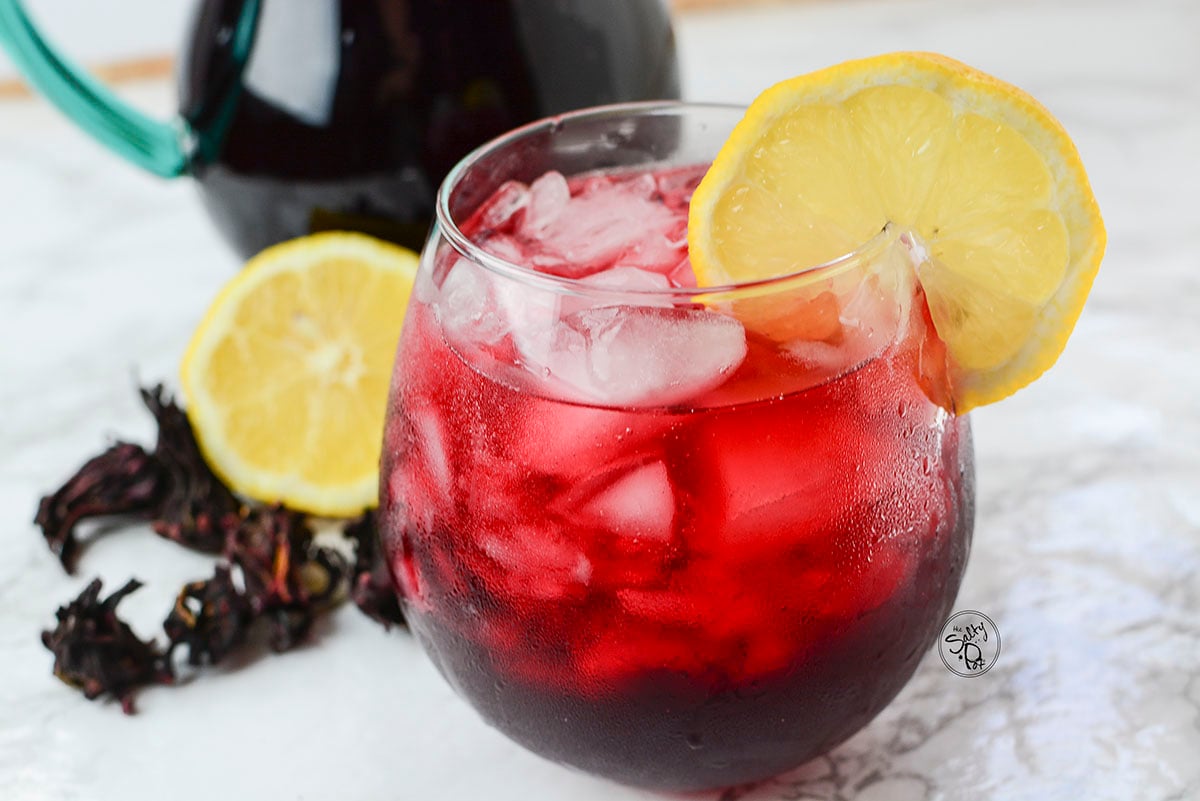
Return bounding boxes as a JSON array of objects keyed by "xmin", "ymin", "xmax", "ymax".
[{"xmin": 2, "ymin": 1, "xmax": 1198, "ymax": 799}]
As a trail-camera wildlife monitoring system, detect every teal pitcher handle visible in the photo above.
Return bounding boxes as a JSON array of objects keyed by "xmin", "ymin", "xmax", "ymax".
[{"xmin": 0, "ymin": 0, "xmax": 258, "ymax": 177}]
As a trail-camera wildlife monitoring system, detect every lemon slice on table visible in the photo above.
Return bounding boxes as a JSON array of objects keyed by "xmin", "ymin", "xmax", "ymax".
[
  {"xmin": 688, "ymin": 52, "xmax": 1105, "ymax": 412},
  {"xmin": 181, "ymin": 232, "xmax": 419, "ymax": 516}
]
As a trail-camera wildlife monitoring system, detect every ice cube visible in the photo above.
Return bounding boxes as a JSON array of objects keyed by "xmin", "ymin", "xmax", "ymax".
[
  {"xmin": 520, "ymin": 171, "xmax": 571, "ymax": 235},
  {"xmin": 617, "ymin": 171, "xmax": 659, "ymax": 199},
  {"xmin": 384, "ymin": 403, "xmax": 459, "ymax": 551},
  {"xmin": 493, "ymin": 280, "xmax": 561, "ymax": 367},
  {"xmin": 560, "ymin": 266, "xmax": 675, "ymax": 315},
  {"xmin": 611, "ymin": 219, "xmax": 689, "ymax": 274},
  {"xmin": 478, "ymin": 525, "xmax": 592, "ymax": 601},
  {"xmin": 514, "ymin": 173, "xmax": 688, "ymax": 278},
  {"xmin": 530, "ymin": 305, "xmax": 747, "ymax": 407},
  {"xmin": 533, "ymin": 457, "xmax": 682, "ymax": 589},
  {"xmin": 836, "ymin": 272, "xmax": 909, "ymax": 357},
  {"xmin": 480, "ymin": 234, "xmax": 567, "ymax": 360},
  {"xmin": 436, "ymin": 248, "xmax": 565, "ymax": 369},
  {"xmin": 476, "ymin": 231, "xmax": 524, "ymax": 262},
  {"xmin": 455, "ymin": 232, "xmax": 568, "ymax": 362},
  {"xmin": 690, "ymin": 398, "xmax": 854, "ymax": 558},
  {"xmin": 581, "ymin": 460, "xmax": 676, "ymax": 542},
  {"xmin": 506, "ymin": 401, "xmax": 671, "ymax": 485},
  {"xmin": 385, "ymin": 464, "xmax": 436, "ymax": 537},
  {"xmin": 654, "ymin": 163, "xmax": 708, "ymax": 211},
  {"xmin": 437, "ymin": 257, "xmax": 508, "ymax": 347},
  {"xmin": 577, "ymin": 265, "xmax": 672, "ymax": 293},
  {"xmin": 574, "ymin": 169, "xmax": 658, "ymax": 200},
  {"xmin": 781, "ymin": 338, "xmax": 851, "ymax": 379},
  {"xmin": 410, "ymin": 405, "xmax": 454, "ymax": 497},
  {"xmin": 776, "ymin": 275, "xmax": 910, "ymax": 379},
  {"xmin": 466, "ymin": 179, "xmax": 529, "ymax": 233},
  {"xmin": 667, "ymin": 256, "xmax": 698, "ymax": 288}
]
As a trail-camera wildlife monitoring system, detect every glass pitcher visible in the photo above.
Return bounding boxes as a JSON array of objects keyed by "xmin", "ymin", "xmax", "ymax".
[{"xmin": 0, "ymin": 0, "xmax": 680, "ymax": 256}]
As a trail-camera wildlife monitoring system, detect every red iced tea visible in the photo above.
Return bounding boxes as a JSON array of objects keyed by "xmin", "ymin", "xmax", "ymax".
[{"xmin": 379, "ymin": 159, "xmax": 973, "ymax": 790}]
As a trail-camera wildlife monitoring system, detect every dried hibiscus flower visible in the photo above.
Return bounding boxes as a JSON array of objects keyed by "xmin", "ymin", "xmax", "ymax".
[{"xmin": 37, "ymin": 385, "xmax": 404, "ymax": 713}]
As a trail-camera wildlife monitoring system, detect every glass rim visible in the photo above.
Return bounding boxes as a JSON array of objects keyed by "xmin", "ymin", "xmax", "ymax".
[{"xmin": 434, "ymin": 100, "xmax": 896, "ymax": 298}]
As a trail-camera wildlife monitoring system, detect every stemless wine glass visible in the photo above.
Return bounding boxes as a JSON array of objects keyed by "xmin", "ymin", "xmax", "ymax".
[{"xmin": 378, "ymin": 103, "xmax": 974, "ymax": 792}]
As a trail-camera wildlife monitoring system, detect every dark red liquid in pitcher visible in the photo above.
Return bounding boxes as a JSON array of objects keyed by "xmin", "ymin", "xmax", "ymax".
[{"xmin": 178, "ymin": 0, "xmax": 679, "ymax": 256}]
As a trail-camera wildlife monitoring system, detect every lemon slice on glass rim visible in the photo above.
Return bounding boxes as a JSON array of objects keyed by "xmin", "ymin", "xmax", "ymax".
[
  {"xmin": 688, "ymin": 51, "xmax": 1106, "ymax": 412},
  {"xmin": 181, "ymin": 232, "xmax": 418, "ymax": 517}
]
